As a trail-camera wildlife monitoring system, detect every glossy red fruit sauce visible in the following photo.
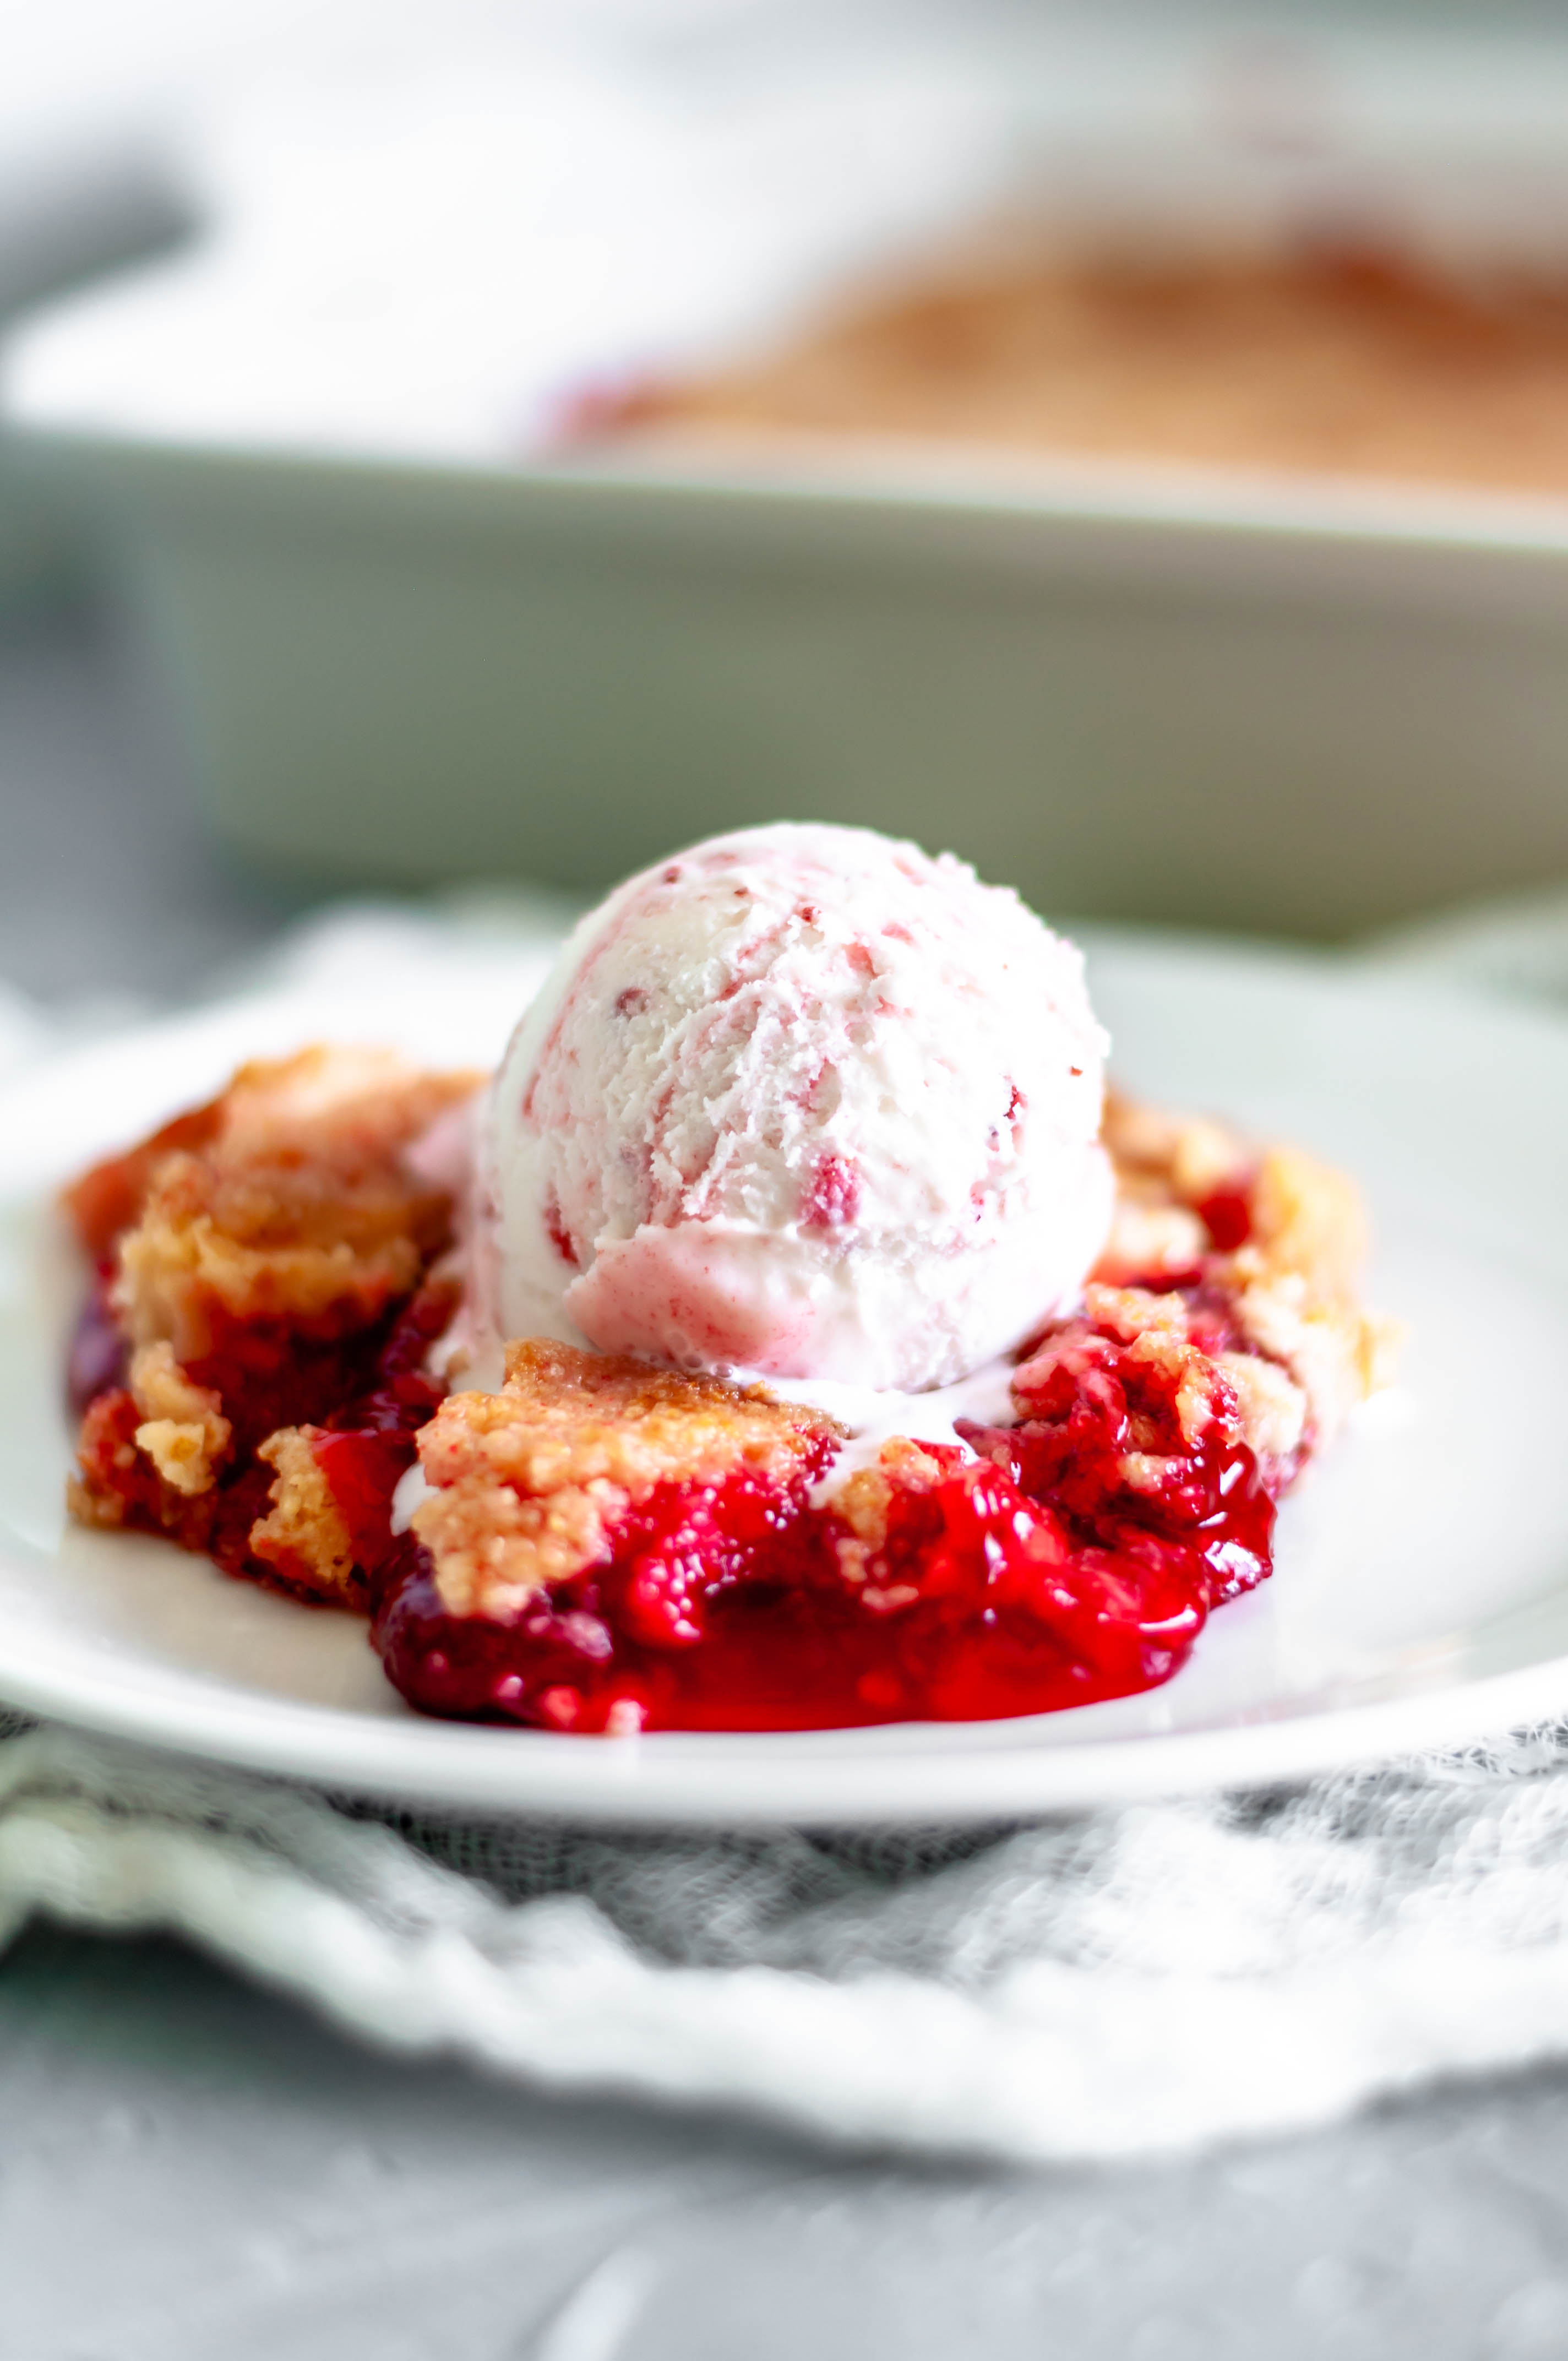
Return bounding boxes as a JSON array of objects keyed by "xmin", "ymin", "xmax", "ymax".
[
  {"xmin": 369, "ymin": 1304, "xmax": 1276, "ymax": 1734},
  {"xmin": 74, "ymin": 1196, "xmax": 1280, "ymax": 1728}
]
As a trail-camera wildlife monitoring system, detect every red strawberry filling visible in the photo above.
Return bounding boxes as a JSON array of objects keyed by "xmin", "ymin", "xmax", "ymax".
[
  {"xmin": 367, "ymin": 1308, "xmax": 1275, "ymax": 1734},
  {"xmin": 65, "ymin": 1052, "xmax": 1380, "ymax": 1733}
]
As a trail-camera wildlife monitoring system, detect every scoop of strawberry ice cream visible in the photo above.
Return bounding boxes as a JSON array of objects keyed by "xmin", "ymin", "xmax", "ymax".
[{"xmin": 477, "ymin": 822, "xmax": 1112, "ymax": 1392}]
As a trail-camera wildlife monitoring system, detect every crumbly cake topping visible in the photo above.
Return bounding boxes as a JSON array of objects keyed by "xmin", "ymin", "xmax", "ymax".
[
  {"xmin": 1213, "ymin": 1348, "xmax": 1309, "ymax": 1466},
  {"xmin": 127, "ymin": 1340, "xmax": 231, "ymax": 1497},
  {"xmin": 412, "ymin": 1340, "xmax": 844, "ymax": 1619},
  {"xmin": 824, "ymin": 1434, "xmax": 956, "ymax": 1606},
  {"xmin": 598, "ymin": 242, "xmax": 1568, "ymax": 501},
  {"xmin": 1095, "ymin": 1092, "xmax": 1246, "ymax": 1286},
  {"xmin": 1095, "ymin": 1095, "xmax": 1389, "ymax": 1455},
  {"xmin": 1103, "ymin": 1094, "xmax": 1247, "ymax": 1202},
  {"xmin": 251, "ymin": 1427, "xmax": 359, "ymax": 1603},
  {"xmin": 1022, "ymin": 1283, "xmax": 1231, "ymax": 1445},
  {"xmin": 116, "ymin": 1151, "xmax": 435, "ymax": 1359},
  {"xmin": 105, "ymin": 1049, "xmax": 478, "ymax": 1361},
  {"xmin": 64, "ymin": 1046, "xmax": 477, "ymax": 1575},
  {"xmin": 214, "ymin": 1047, "xmax": 476, "ymax": 1171}
]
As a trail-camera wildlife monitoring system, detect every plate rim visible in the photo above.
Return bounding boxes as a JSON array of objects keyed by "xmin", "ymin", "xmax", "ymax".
[{"xmin": 7, "ymin": 1636, "xmax": 1568, "ymax": 1826}]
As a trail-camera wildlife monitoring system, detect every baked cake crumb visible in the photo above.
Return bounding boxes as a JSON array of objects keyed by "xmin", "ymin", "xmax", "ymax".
[
  {"xmin": 1095, "ymin": 1097, "xmax": 1385, "ymax": 1455},
  {"xmin": 412, "ymin": 1340, "xmax": 844, "ymax": 1619},
  {"xmin": 251, "ymin": 1427, "xmax": 360, "ymax": 1601},
  {"xmin": 66, "ymin": 1046, "xmax": 477, "ymax": 1585},
  {"xmin": 127, "ymin": 1341, "xmax": 231, "ymax": 1497}
]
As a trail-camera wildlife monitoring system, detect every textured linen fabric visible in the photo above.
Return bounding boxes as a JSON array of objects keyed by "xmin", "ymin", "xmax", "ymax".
[
  {"xmin": 4, "ymin": 888, "xmax": 1568, "ymax": 2165},
  {"xmin": 10, "ymin": 1717, "xmax": 1568, "ymax": 2162}
]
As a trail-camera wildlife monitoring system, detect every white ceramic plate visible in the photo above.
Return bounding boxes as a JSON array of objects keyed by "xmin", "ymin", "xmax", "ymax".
[{"xmin": 2, "ymin": 935, "xmax": 1566, "ymax": 1826}]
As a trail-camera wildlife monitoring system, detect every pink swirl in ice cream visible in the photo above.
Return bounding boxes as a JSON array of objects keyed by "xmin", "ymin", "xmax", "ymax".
[{"xmin": 479, "ymin": 822, "xmax": 1112, "ymax": 1392}]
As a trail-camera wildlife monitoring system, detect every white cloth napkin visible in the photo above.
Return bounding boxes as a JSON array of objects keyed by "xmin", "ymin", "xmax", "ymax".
[
  {"xmin": 4, "ymin": 885, "xmax": 1568, "ymax": 2166},
  {"xmin": 12, "ymin": 1714, "xmax": 1568, "ymax": 2163}
]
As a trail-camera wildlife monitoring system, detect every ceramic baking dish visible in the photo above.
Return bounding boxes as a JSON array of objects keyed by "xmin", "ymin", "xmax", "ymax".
[
  {"xmin": 10, "ymin": 18, "xmax": 1568, "ymax": 937},
  {"xmin": 16, "ymin": 422, "xmax": 1568, "ymax": 941}
]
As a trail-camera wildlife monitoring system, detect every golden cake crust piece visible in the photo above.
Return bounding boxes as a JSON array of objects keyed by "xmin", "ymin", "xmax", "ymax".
[
  {"xmin": 1097, "ymin": 1093, "xmax": 1390, "ymax": 1452},
  {"xmin": 412, "ymin": 1340, "xmax": 845, "ymax": 1620}
]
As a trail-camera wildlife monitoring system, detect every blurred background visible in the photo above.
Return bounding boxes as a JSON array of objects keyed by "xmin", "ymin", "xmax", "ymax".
[
  {"xmin": 6, "ymin": 0, "xmax": 1568, "ymax": 1011},
  {"xmin": 9, "ymin": 10, "xmax": 1568, "ymax": 2357}
]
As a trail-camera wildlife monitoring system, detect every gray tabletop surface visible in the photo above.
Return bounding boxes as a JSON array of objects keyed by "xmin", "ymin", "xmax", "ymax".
[{"xmin": 4, "ymin": 599, "xmax": 1568, "ymax": 2361}]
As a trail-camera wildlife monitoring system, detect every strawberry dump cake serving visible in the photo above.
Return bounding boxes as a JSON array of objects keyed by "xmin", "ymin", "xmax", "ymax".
[{"xmin": 64, "ymin": 825, "xmax": 1387, "ymax": 1734}]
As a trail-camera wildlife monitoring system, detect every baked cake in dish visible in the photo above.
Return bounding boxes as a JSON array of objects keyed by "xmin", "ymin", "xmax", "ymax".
[
  {"xmin": 65, "ymin": 956, "xmax": 1386, "ymax": 1736},
  {"xmin": 591, "ymin": 241, "xmax": 1568, "ymax": 500}
]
